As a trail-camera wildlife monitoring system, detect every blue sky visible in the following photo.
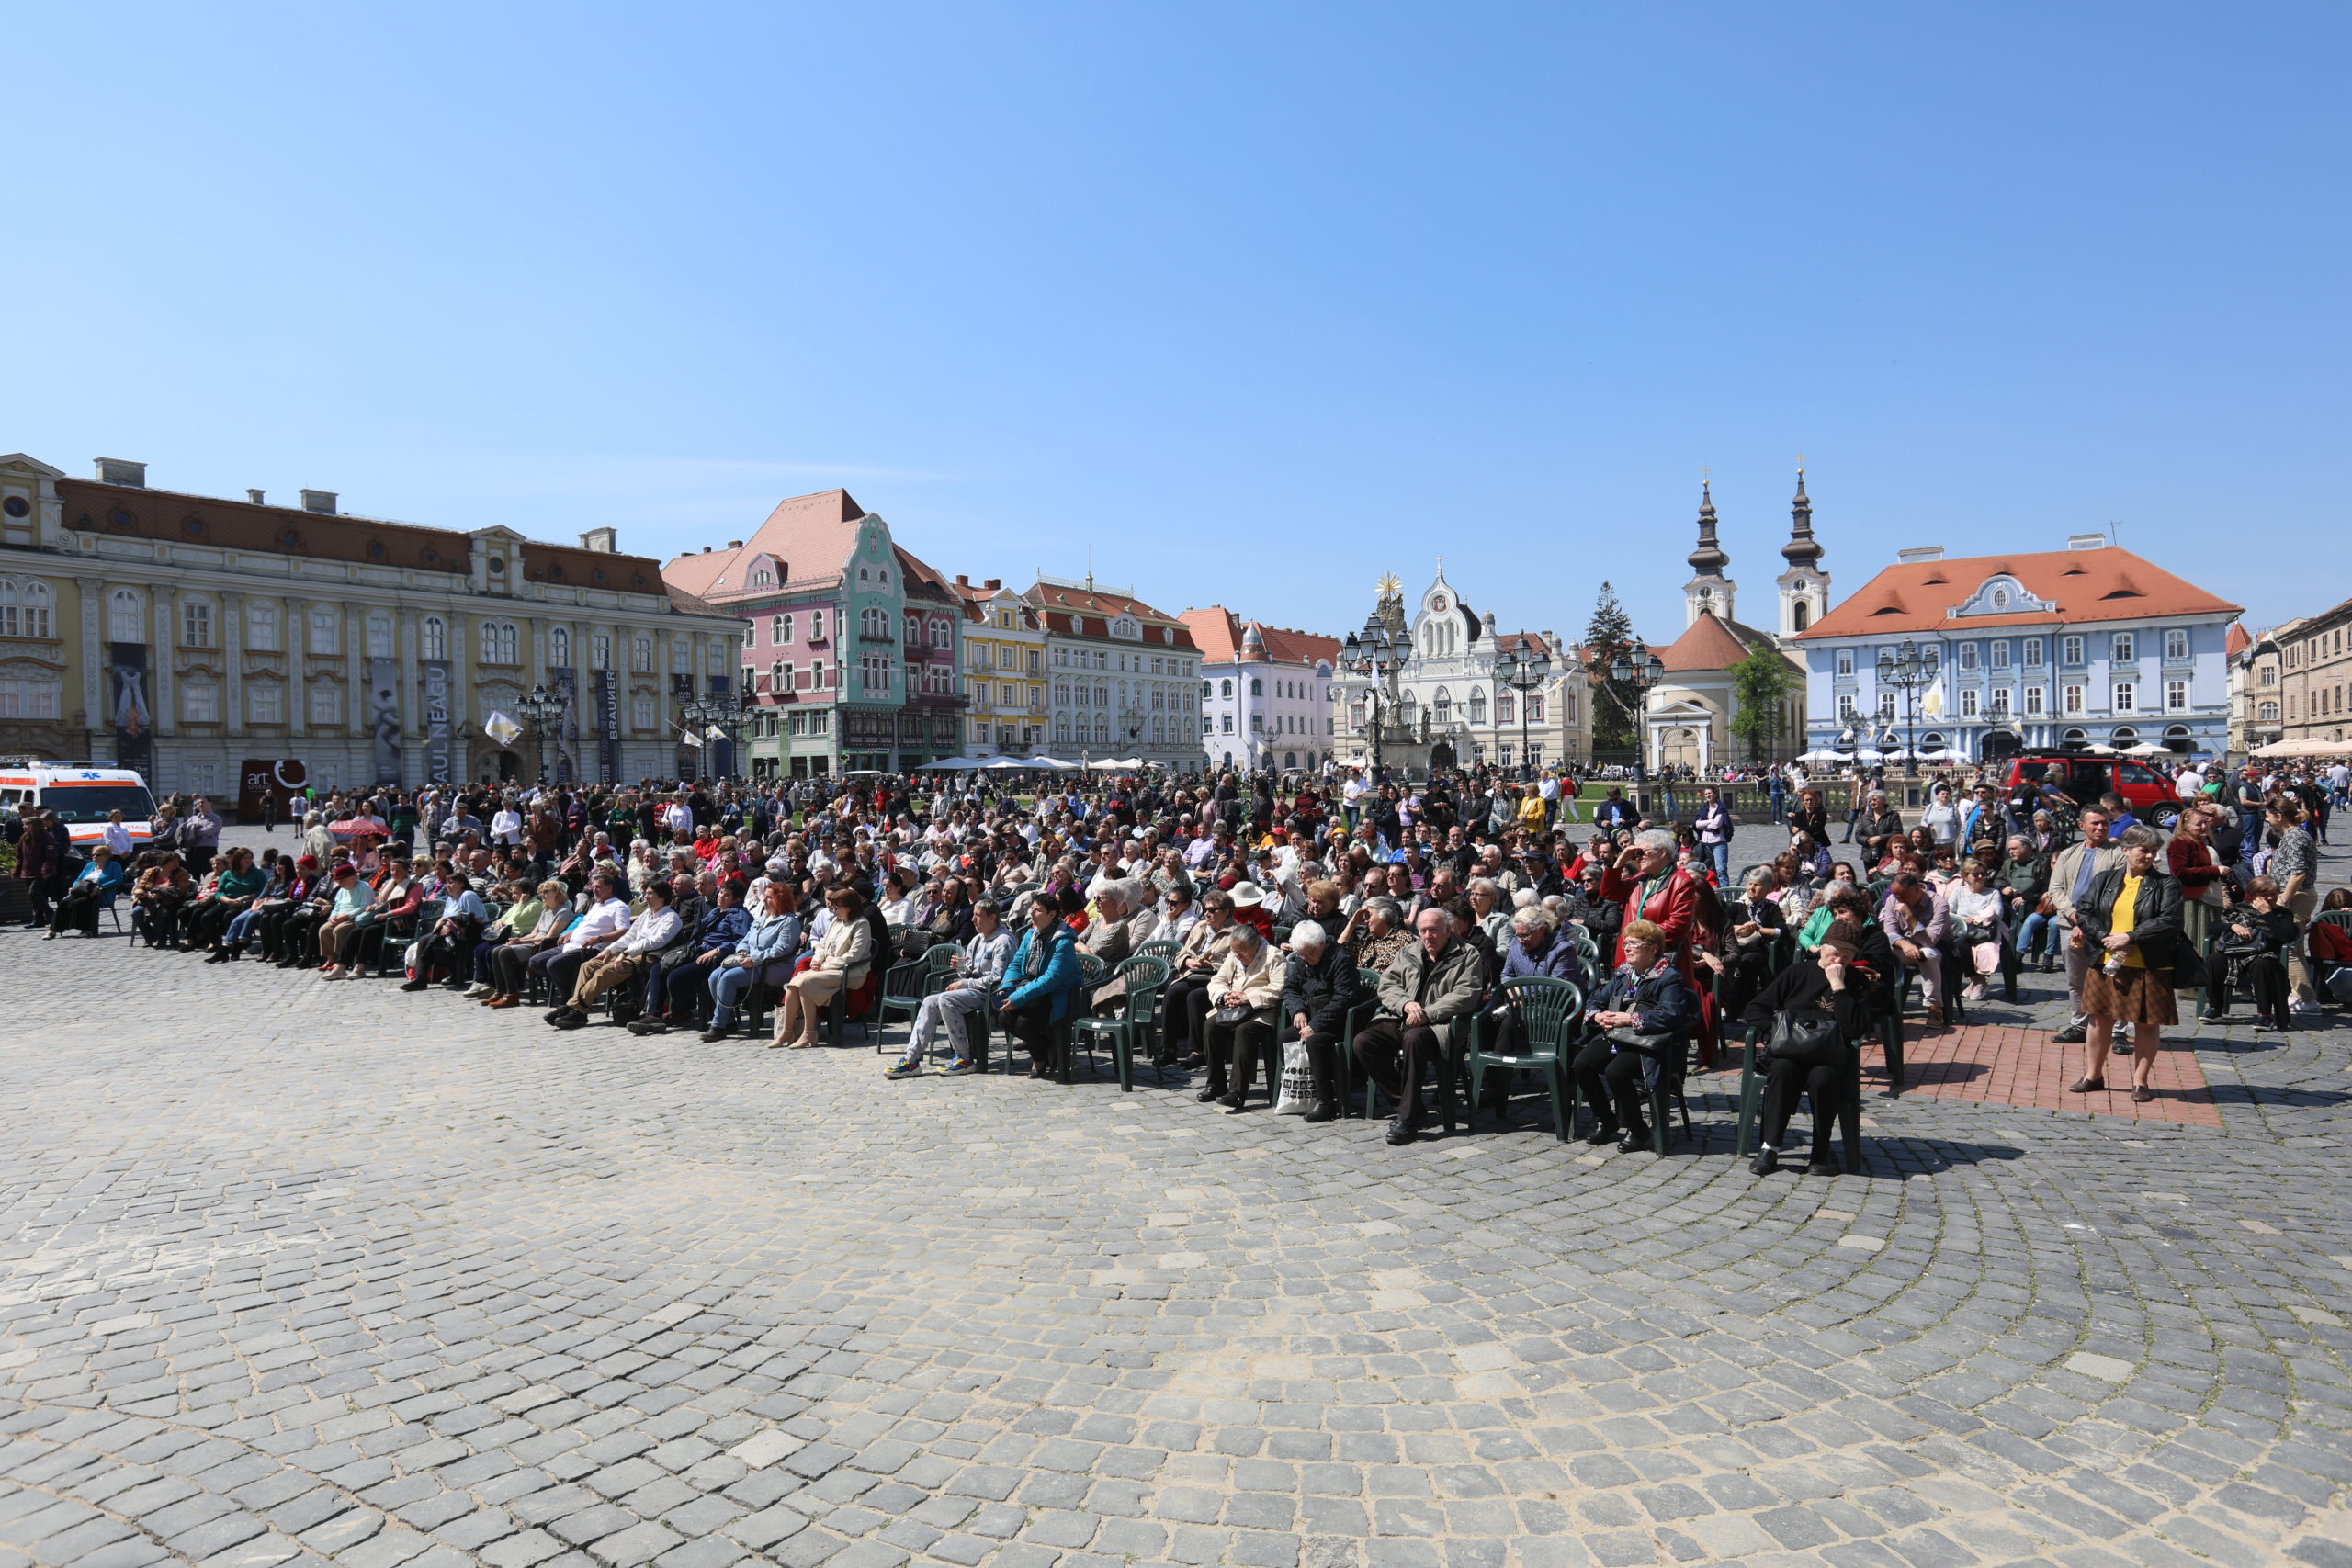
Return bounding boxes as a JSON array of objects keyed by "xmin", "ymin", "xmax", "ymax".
[{"xmin": 6, "ymin": 2, "xmax": 2343, "ymax": 643}]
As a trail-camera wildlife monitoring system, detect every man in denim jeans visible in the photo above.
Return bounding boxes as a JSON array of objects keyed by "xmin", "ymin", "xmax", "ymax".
[{"xmin": 887, "ymin": 899, "xmax": 1017, "ymax": 1077}]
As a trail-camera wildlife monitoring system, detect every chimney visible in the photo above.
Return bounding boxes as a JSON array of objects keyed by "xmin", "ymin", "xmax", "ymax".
[
  {"xmin": 579, "ymin": 526, "xmax": 616, "ymax": 553},
  {"xmin": 727, "ymin": 539, "xmax": 743, "ymax": 548},
  {"xmin": 94, "ymin": 457, "xmax": 146, "ymax": 488},
  {"xmin": 2067, "ymin": 532, "xmax": 2108, "ymax": 551},
  {"xmin": 700, "ymin": 545, "xmax": 712, "ymax": 554},
  {"xmin": 300, "ymin": 489, "xmax": 337, "ymax": 515},
  {"xmin": 245, "ymin": 489, "xmax": 266, "ymax": 506},
  {"xmin": 984, "ymin": 578, "xmax": 1001, "ymax": 591},
  {"xmin": 956, "ymin": 574, "xmax": 969, "ymax": 587},
  {"xmin": 1896, "ymin": 546, "xmax": 1945, "ymax": 564}
]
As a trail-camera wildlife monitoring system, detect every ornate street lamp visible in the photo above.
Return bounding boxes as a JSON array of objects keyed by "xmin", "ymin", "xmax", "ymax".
[
  {"xmin": 1498, "ymin": 638, "xmax": 1553, "ymax": 780},
  {"xmin": 1342, "ymin": 618, "xmax": 1400, "ymax": 776},
  {"xmin": 516, "ymin": 683, "xmax": 562, "ymax": 784},
  {"xmin": 1874, "ymin": 639, "xmax": 1942, "ymax": 774},
  {"xmin": 1587, "ymin": 637, "xmax": 1664, "ymax": 776}
]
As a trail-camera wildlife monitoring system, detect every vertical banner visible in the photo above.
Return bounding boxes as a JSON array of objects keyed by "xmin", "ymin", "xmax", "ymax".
[
  {"xmin": 108, "ymin": 643, "xmax": 153, "ymax": 777},
  {"xmin": 595, "ymin": 668, "xmax": 621, "ymax": 784},
  {"xmin": 708, "ymin": 674, "xmax": 733, "ymax": 778},
  {"xmin": 368, "ymin": 659, "xmax": 403, "ymax": 784},
  {"xmin": 421, "ymin": 659, "xmax": 453, "ymax": 784},
  {"xmin": 671, "ymin": 673, "xmax": 695, "ymax": 776},
  {"xmin": 548, "ymin": 667, "xmax": 578, "ymax": 782}
]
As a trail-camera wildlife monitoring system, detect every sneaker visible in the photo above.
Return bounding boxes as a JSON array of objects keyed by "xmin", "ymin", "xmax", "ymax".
[
  {"xmin": 884, "ymin": 1061, "xmax": 924, "ymax": 1079},
  {"xmin": 462, "ymin": 983, "xmax": 492, "ymax": 998},
  {"xmin": 941, "ymin": 1060, "xmax": 978, "ymax": 1077},
  {"xmin": 2051, "ymin": 1025, "xmax": 2087, "ymax": 1044},
  {"xmin": 627, "ymin": 1020, "xmax": 670, "ymax": 1036}
]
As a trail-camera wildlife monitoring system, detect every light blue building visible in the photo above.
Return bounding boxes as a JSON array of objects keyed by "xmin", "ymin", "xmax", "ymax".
[{"xmin": 1791, "ymin": 536, "xmax": 2244, "ymax": 764}]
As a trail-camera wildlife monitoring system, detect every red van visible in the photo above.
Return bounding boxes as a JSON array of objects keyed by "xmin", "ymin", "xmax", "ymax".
[{"xmin": 2003, "ymin": 754, "xmax": 2184, "ymax": 827}]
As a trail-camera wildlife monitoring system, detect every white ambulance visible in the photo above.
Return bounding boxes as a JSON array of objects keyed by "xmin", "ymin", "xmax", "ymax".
[{"xmin": 0, "ymin": 761, "xmax": 161, "ymax": 849}]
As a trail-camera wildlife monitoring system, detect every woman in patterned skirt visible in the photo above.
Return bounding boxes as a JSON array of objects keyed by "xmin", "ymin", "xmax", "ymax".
[{"xmin": 2070, "ymin": 825, "xmax": 2185, "ymax": 1104}]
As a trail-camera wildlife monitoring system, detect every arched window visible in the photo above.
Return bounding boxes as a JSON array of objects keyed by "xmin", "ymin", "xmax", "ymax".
[
  {"xmin": 2110, "ymin": 726, "xmax": 2138, "ymax": 743},
  {"xmin": 1467, "ymin": 687, "xmax": 1487, "ymax": 724},
  {"xmin": 1220, "ymin": 679, "xmax": 1232, "ymax": 698},
  {"xmin": 1496, "ymin": 692, "xmax": 1514, "ymax": 724},
  {"xmin": 769, "ymin": 615, "xmax": 784, "ymax": 644},
  {"xmin": 2061, "ymin": 727, "xmax": 2087, "ymax": 744},
  {"xmin": 309, "ymin": 607, "xmax": 339, "ymax": 656},
  {"xmin": 1250, "ymin": 678, "xmax": 1262, "ymax": 697},
  {"xmin": 422, "ymin": 615, "xmax": 447, "ymax": 661},
  {"xmin": 1432, "ymin": 687, "xmax": 1452, "ymax": 724},
  {"xmin": 14, "ymin": 581, "xmax": 51, "ymax": 638},
  {"xmin": 632, "ymin": 636, "xmax": 651, "ymax": 673},
  {"xmin": 592, "ymin": 634, "xmax": 611, "ymax": 671},
  {"xmin": 546, "ymin": 626, "xmax": 568, "ymax": 667},
  {"xmin": 1792, "ymin": 602, "xmax": 1811, "ymax": 631},
  {"xmin": 480, "ymin": 621, "xmax": 518, "ymax": 664},
  {"xmin": 2259, "ymin": 701, "xmax": 2280, "ymax": 722},
  {"xmin": 109, "ymin": 590, "xmax": 143, "ymax": 644}
]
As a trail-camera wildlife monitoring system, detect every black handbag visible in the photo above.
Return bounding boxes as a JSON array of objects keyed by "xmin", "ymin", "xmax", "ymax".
[
  {"xmin": 1603, "ymin": 1025, "xmax": 1678, "ymax": 1057},
  {"xmin": 1766, "ymin": 1010, "xmax": 1844, "ymax": 1066}
]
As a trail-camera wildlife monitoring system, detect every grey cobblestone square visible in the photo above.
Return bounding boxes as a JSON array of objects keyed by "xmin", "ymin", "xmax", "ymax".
[{"xmin": 3, "ymin": 828, "xmax": 2351, "ymax": 1566}]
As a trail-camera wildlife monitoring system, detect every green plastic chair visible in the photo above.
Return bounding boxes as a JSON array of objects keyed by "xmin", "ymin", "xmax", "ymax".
[
  {"xmin": 1733, "ymin": 1021, "xmax": 1866, "ymax": 1173},
  {"xmin": 879, "ymin": 942, "xmax": 964, "ymax": 1053},
  {"xmin": 1136, "ymin": 939, "xmax": 1182, "ymax": 965},
  {"xmin": 1464, "ymin": 976, "xmax": 1583, "ymax": 1140},
  {"xmin": 1069, "ymin": 955, "xmax": 1170, "ymax": 1091},
  {"xmin": 1039, "ymin": 952, "xmax": 1113, "ymax": 1083}
]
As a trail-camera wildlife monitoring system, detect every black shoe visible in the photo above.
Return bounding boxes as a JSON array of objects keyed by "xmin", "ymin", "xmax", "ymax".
[
  {"xmin": 1616, "ymin": 1129, "xmax": 1652, "ymax": 1153},
  {"xmin": 1804, "ymin": 1157, "xmax": 1841, "ymax": 1177},
  {"xmin": 1196, "ymin": 1086, "xmax": 1224, "ymax": 1104},
  {"xmin": 204, "ymin": 951, "xmax": 228, "ymax": 964},
  {"xmin": 1748, "ymin": 1148, "xmax": 1780, "ymax": 1176},
  {"xmin": 1385, "ymin": 1117, "xmax": 1418, "ymax": 1145},
  {"xmin": 1304, "ymin": 1100, "xmax": 1338, "ymax": 1123},
  {"xmin": 399, "ymin": 978, "xmax": 428, "ymax": 992},
  {"xmin": 2040, "ymin": 956, "xmax": 2057, "ymax": 974},
  {"xmin": 628, "ymin": 1020, "xmax": 669, "ymax": 1035},
  {"xmin": 543, "ymin": 1009, "xmax": 571, "ymax": 1027},
  {"xmin": 1217, "ymin": 1095, "xmax": 1248, "ymax": 1114},
  {"xmin": 551, "ymin": 1010, "xmax": 587, "ymax": 1031},
  {"xmin": 1583, "ymin": 1124, "xmax": 1619, "ymax": 1146},
  {"xmin": 699, "ymin": 1029, "xmax": 729, "ymax": 1043},
  {"xmin": 2052, "ymin": 1025, "xmax": 2087, "ymax": 1044}
]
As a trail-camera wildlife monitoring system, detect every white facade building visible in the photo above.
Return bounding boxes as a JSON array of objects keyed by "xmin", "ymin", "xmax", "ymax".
[{"xmin": 1181, "ymin": 607, "xmax": 1339, "ymax": 773}]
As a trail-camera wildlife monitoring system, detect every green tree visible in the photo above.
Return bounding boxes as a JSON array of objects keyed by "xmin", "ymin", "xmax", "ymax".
[
  {"xmin": 1584, "ymin": 581, "xmax": 1640, "ymax": 752},
  {"xmin": 1728, "ymin": 638, "xmax": 1797, "ymax": 761}
]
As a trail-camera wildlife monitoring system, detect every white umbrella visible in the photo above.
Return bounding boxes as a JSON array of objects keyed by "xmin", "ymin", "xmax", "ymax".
[
  {"xmin": 916, "ymin": 756, "xmax": 985, "ymax": 770},
  {"xmin": 2253, "ymin": 737, "xmax": 2352, "ymax": 759},
  {"xmin": 1796, "ymin": 748, "xmax": 1843, "ymax": 762},
  {"xmin": 983, "ymin": 754, "xmax": 1077, "ymax": 771},
  {"xmin": 1853, "ymin": 749, "xmax": 1886, "ymax": 763}
]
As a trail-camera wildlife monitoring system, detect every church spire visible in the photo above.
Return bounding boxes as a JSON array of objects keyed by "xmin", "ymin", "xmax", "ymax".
[
  {"xmin": 1687, "ymin": 481, "xmax": 1729, "ymax": 576},
  {"xmin": 1781, "ymin": 468, "xmax": 1823, "ymax": 567}
]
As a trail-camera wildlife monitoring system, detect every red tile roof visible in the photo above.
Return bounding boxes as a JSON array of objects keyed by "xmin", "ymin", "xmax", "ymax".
[
  {"xmin": 1657, "ymin": 614, "xmax": 1776, "ymax": 672},
  {"xmin": 1178, "ymin": 607, "xmax": 1340, "ymax": 667},
  {"xmin": 661, "ymin": 488, "xmax": 864, "ymax": 602},
  {"xmin": 1795, "ymin": 546, "xmax": 2241, "ymax": 640},
  {"xmin": 2225, "ymin": 621, "xmax": 2252, "ymax": 658},
  {"xmin": 1028, "ymin": 581, "xmax": 1197, "ymax": 649}
]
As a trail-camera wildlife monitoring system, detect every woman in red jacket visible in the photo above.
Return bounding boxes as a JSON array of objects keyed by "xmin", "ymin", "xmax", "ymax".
[{"xmin": 2167, "ymin": 803, "xmax": 2227, "ymax": 1018}]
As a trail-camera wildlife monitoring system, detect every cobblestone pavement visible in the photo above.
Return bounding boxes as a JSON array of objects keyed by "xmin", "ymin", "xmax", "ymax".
[{"xmin": 5, "ymin": 829, "xmax": 2352, "ymax": 1568}]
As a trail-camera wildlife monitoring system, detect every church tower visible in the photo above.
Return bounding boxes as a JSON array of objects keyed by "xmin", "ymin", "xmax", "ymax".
[
  {"xmin": 1681, "ymin": 481, "xmax": 1736, "ymax": 627},
  {"xmin": 1774, "ymin": 468, "xmax": 1829, "ymax": 645}
]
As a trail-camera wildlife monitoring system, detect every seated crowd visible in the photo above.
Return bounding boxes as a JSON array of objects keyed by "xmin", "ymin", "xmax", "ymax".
[{"xmin": 27, "ymin": 758, "xmax": 2346, "ymax": 1177}]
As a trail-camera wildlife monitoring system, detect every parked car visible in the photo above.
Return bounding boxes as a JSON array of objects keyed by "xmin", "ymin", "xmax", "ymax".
[{"xmin": 2003, "ymin": 753, "xmax": 2182, "ymax": 827}]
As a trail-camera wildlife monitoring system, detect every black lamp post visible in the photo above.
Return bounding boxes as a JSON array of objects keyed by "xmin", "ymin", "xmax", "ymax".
[
  {"xmin": 1588, "ymin": 637, "xmax": 1664, "ymax": 775},
  {"xmin": 516, "ymin": 683, "xmax": 561, "ymax": 784},
  {"xmin": 1498, "ymin": 638, "xmax": 1553, "ymax": 780},
  {"xmin": 1875, "ymin": 639, "xmax": 1941, "ymax": 774},
  {"xmin": 1341, "ymin": 619, "xmax": 1399, "ymax": 776}
]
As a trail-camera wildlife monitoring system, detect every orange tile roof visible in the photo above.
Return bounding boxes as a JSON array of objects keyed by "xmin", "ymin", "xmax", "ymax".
[
  {"xmin": 661, "ymin": 488, "xmax": 865, "ymax": 602},
  {"xmin": 1795, "ymin": 546, "xmax": 2241, "ymax": 640},
  {"xmin": 2226, "ymin": 621, "xmax": 2252, "ymax": 657},
  {"xmin": 1179, "ymin": 607, "xmax": 1340, "ymax": 667},
  {"xmin": 1657, "ymin": 613, "xmax": 1773, "ymax": 671},
  {"xmin": 1029, "ymin": 581, "xmax": 1197, "ymax": 649}
]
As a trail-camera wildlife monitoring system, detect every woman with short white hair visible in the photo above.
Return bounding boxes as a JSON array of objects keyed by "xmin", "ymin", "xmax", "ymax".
[{"xmin": 1278, "ymin": 919, "xmax": 1359, "ymax": 1122}]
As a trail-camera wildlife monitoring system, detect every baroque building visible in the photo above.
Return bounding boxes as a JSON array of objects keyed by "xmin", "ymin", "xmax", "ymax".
[
  {"xmin": 1641, "ymin": 480, "xmax": 1809, "ymax": 772},
  {"xmin": 661, "ymin": 490, "xmax": 965, "ymax": 779},
  {"xmin": 1329, "ymin": 568, "xmax": 1588, "ymax": 775},
  {"xmin": 1026, "ymin": 576, "xmax": 1202, "ymax": 768},
  {"xmin": 0, "ymin": 454, "xmax": 741, "ymax": 795},
  {"xmin": 1181, "ymin": 607, "xmax": 1340, "ymax": 773}
]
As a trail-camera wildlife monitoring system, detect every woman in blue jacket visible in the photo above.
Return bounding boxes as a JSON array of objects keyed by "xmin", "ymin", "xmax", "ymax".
[
  {"xmin": 701, "ymin": 884, "xmax": 803, "ymax": 1040},
  {"xmin": 46, "ymin": 846, "xmax": 128, "ymax": 939},
  {"xmin": 997, "ymin": 894, "xmax": 1084, "ymax": 1077}
]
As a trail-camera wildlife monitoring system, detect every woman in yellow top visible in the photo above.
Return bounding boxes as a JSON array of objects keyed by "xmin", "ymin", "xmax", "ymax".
[
  {"xmin": 2069, "ymin": 825, "xmax": 2185, "ymax": 1103},
  {"xmin": 1516, "ymin": 786, "xmax": 1548, "ymax": 837}
]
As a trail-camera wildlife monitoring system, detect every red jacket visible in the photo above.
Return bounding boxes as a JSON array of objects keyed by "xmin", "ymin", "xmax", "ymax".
[{"xmin": 1597, "ymin": 864, "xmax": 1702, "ymax": 967}]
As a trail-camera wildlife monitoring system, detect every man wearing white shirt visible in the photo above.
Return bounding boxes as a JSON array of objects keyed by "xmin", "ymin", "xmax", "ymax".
[
  {"xmin": 663, "ymin": 793, "xmax": 695, "ymax": 837},
  {"xmin": 490, "ymin": 803, "xmax": 524, "ymax": 845},
  {"xmin": 102, "ymin": 809, "xmax": 137, "ymax": 859},
  {"xmin": 530, "ymin": 872, "xmax": 628, "ymax": 1015},
  {"xmin": 549, "ymin": 881, "xmax": 682, "ymax": 1029}
]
